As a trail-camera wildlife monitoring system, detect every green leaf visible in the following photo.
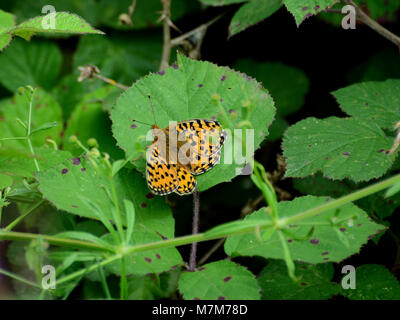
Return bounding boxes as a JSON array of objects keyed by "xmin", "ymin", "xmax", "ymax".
[
  {"xmin": 234, "ymin": 60, "xmax": 309, "ymax": 116},
  {"xmin": 0, "ymin": 147, "xmax": 71, "ymax": 178},
  {"xmin": 62, "ymin": 86, "xmax": 124, "ymax": 160},
  {"xmin": 74, "ymin": 32, "xmax": 162, "ymax": 87},
  {"xmin": 12, "ymin": 12, "xmax": 104, "ymax": 41},
  {"xmin": 259, "ymin": 260, "xmax": 340, "ymax": 299},
  {"xmin": 225, "ymin": 196, "xmax": 384, "ymax": 264},
  {"xmin": 0, "ymin": 39, "xmax": 62, "ymax": 92},
  {"xmin": 0, "ymin": 89, "xmax": 63, "ymax": 149},
  {"xmin": 282, "ymin": 117, "xmax": 396, "ymax": 182},
  {"xmin": 0, "ymin": 9, "xmax": 15, "ymax": 51},
  {"xmin": 111, "ymin": 53, "xmax": 275, "ymax": 191},
  {"xmin": 178, "ymin": 260, "xmax": 261, "ymax": 300},
  {"xmin": 333, "ymin": 79, "xmax": 400, "ymax": 130},
  {"xmin": 0, "ymin": 173, "xmax": 13, "ymax": 189},
  {"xmin": 36, "ymin": 159, "xmax": 176, "ymax": 238},
  {"xmin": 341, "ymin": 264, "xmax": 400, "ymax": 300},
  {"xmin": 229, "ymin": 0, "xmax": 282, "ymax": 37},
  {"xmin": 385, "ymin": 181, "xmax": 400, "ymax": 198},
  {"xmin": 283, "ymin": 0, "xmax": 338, "ymax": 26},
  {"xmin": 104, "ymin": 231, "xmax": 183, "ymax": 276}
]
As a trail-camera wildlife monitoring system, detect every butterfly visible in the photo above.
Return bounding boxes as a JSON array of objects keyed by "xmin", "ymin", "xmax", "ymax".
[{"xmin": 145, "ymin": 119, "xmax": 226, "ymax": 196}]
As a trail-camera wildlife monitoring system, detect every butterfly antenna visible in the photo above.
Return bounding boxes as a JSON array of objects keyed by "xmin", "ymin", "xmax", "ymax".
[{"xmin": 147, "ymin": 94, "xmax": 157, "ymax": 126}]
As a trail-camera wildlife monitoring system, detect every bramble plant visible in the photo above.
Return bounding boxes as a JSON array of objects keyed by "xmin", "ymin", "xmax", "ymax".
[{"xmin": 1, "ymin": 0, "xmax": 400, "ymax": 301}]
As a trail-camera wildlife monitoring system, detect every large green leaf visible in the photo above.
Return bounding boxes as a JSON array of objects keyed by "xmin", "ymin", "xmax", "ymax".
[
  {"xmin": 0, "ymin": 39, "xmax": 62, "ymax": 92},
  {"xmin": 333, "ymin": 80, "xmax": 400, "ymax": 130},
  {"xmin": 225, "ymin": 196, "xmax": 384, "ymax": 264},
  {"xmin": 74, "ymin": 32, "xmax": 162, "ymax": 87},
  {"xmin": 259, "ymin": 260, "xmax": 339, "ymax": 299},
  {"xmin": 111, "ymin": 53, "xmax": 275, "ymax": 191},
  {"xmin": 282, "ymin": 0, "xmax": 338, "ymax": 26},
  {"xmin": 178, "ymin": 260, "xmax": 261, "ymax": 300},
  {"xmin": 62, "ymin": 86, "xmax": 124, "ymax": 160},
  {"xmin": 0, "ymin": 147, "xmax": 72, "ymax": 178},
  {"xmin": 11, "ymin": 12, "xmax": 103, "ymax": 41},
  {"xmin": 229, "ymin": 0, "xmax": 282, "ymax": 37},
  {"xmin": 282, "ymin": 117, "xmax": 396, "ymax": 182},
  {"xmin": 104, "ymin": 231, "xmax": 182, "ymax": 276},
  {"xmin": 341, "ymin": 264, "xmax": 400, "ymax": 300},
  {"xmin": 0, "ymin": 88, "xmax": 63, "ymax": 150},
  {"xmin": 234, "ymin": 60, "xmax": 309, "ymax": 117},
  {"xmin": 36, "ymin": 158, "xmax": 175, "ymax": 238}
]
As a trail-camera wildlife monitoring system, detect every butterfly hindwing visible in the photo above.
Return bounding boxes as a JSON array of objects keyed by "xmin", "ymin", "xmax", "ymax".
[
  {"xmin": 146, "ymin": 143, "xmax": 179, "ymax": 195},
  {"xmin": 175, "ymin": 166, "xmax": 197, "ymax": 195}
]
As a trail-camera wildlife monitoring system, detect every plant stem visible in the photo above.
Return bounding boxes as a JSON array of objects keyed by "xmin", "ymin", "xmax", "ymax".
[
  {"xmin": 5, "ymin": 200, "xmax": 44, "ymax": 231},
  {"xmin": 345, "ymin": 0, "xmax": 400, "ymax": 48},
  {"xmin": 97, "ymin": 264, "xmax": 112, "ymax": 300},
  {"xmin": 189, "ymin": 187, "xmax": 200, "ymax": 271},
  {"xmin": 0, "ymin": 230, "xmax": 115, "ymax": 252},
  {"xmin": 198, "ymin": 238, "xmax": 225, "ymax": 266},
  {"xmin": 0, "ymin": 268, "xmax": 40, "ymax": 288},
  {"xmin": 120, "ymin": 257, "xmax": 128, "ymax": 300},
  {"xmin": 26, "ymin": 90, "xmax": 40, "ymax": 172},
  {"xmin": 159, "ymin": 0, "xmax": 172, "ymax": 70}
]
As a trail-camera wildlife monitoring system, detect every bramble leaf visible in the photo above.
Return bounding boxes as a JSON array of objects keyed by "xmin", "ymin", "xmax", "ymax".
[
  {"xmin": 36, "ymin": 158, "xmax": 175, "ymax": 238},
  {"xmin": 178, "ymin": 260, "xmax": 261, "ymax": 300},
  {"xmin": 333, "ymin": 79, "xmax": 400, "ymax": 130},
  {"xmin": 0, "ymin": 9, "xmax": 15, "ymax": 51},
  {"xmin": 225, "ymin": 196, "xmax": 384, "ymax": 264},
  {"xmin": 111, "ymin": 53, "xmax": 275, "ymax": 191},
  {"xmin": 259, "ymin": 260, "xmax": 340, "ymax": 299},
  {"xmin": 282, "ymin": 0, "xmax": 339, "ymax": 26},
  {"xmin": 341, "ymin": 264, "xmax": 400, "ymax": 300},
  {"xmin": 0, "ymin": 39, "xmax": 62, "ymax": 91},
  {"xmin": 282, "ymin": 117, "xmax": 396, "ymax": 182},
  {"xmin": 104, "ymin": 231, "xmax": 182, "ymax": 276}
]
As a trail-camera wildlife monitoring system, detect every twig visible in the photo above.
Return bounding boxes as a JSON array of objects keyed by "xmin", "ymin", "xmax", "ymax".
[
  {"xmin": 189, "ymin": 186, "xmax": 200, "ymax": 271},
  {"xmin": 198, "ymin": 238, "xmax": 225, "ymax": 266},
  {"xmin": 77, "ymin": 65, "xmax": 129, "ymax": 90},
  {"xmin": 388, "ymin": 121, "xmax": 400, "ymax": 155},
  {"xmin": 345, "ymin": 0, "xmax": 400, "ymax": 49},
  {"xmin": 159, "ymin": 0, "xmax": 172, "ymax": 71}
]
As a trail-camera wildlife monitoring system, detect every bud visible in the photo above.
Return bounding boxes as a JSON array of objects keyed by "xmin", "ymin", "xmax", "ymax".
[
  {"xmin": 68, "ymin": 135, "xmax": 78, "ymax": 143},
  {"xmin": 87, "ymin": 138, "xmax": 99, "ymax": 148}
]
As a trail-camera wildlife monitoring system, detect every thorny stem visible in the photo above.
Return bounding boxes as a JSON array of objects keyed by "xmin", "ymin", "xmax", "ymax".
[
  {"xmin": 160, "ymin": 0, "xmax": 172, "ymax": 71},
  {"xmin": 189, "ymin": 186, "xmax": 200, "ymax": 271},
  {"xmin": 344, "ymin": 0, "xmax": 400, "ymax": 49}
]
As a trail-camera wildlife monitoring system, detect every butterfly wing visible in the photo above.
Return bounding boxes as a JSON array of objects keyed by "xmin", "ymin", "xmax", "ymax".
[
  {"xmin": 175, "ymin": 119, "xmax": 226, "ymax": 175},
  {"xmin": 146, "ymin": 143, "xmax": 179, "ymax": 195},
  {"xmin": 175, "ymin": 166, "xmax": 197, "ymax": 195}
]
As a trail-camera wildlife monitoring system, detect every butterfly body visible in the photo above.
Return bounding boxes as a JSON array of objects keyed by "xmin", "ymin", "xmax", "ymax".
[{"xmin": 145, "ymin": 119, "xmax": 226, "ymax": 196}]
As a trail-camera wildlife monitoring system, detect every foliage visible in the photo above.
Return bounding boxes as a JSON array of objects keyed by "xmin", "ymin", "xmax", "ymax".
[{"xmin": 0, "ymin": 0, "xmax": 400, "ymax": 302}]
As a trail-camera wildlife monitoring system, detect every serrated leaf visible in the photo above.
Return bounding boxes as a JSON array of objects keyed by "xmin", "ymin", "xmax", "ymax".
[
  {"xmin": 0, "ymin": 38, "xmax": 62, "ymax": 92},
  {"xmin": 0, "ymin": 147, "xmax": 71, "ymax": 178},
  {"xmin": 36, "ymin": 159, "xmax": 175, "ymax": 238},
  {"xmin": 341, "ymin": 264, "xmax": 400, "ymax": 300},
  {"xmin": 283, "ymin": 0, "xmax": 339, "ymax": 26},
  {"xmin": 229, "ymin": 0, "xmax": 282, "ymax": 37},
  {"xmin": 111, "ymin": 53, "xmax": 275, "ymax": 191},
  {"xmin": 333, "ymin": 79, "xmax": 400, "ymax": 130},
  {"xmin": 0, "ymin": 9, "xmax": 15, "ymax": 51},
  {"xmin": 12, "ymin": 12, "xmax": 103, "ymax": 41},
  {"xmin": 225, "ymin": 196, "xmax": 384, "ymax": 264},
  {"xmin": 234, "ymin": 60, "xmax": 309, "ymax": 117},
  {"xmin": 178, "ymin": 260, "xmax": 261, "ymax": 300},
  {"xmin": 259, "ymin": 260, "xmax": 340, "ymax": 299},
  {"xmin": 104, "ymin": 231, "xmax": 182, "ymax": 276},
  {"xmin": 0, "ymin": 89, "xmax": 62, "ymax": 148},
  {"xmin": 62, "ymin": 86, "xmax": 124, "ymax": 160},
  {"xmin": 282, "ymin": 117, "xmax": 396, "ymax": 182},
  {"xmin": 0, "ymin": 33, "xmax": 12, "ymax": 51}
]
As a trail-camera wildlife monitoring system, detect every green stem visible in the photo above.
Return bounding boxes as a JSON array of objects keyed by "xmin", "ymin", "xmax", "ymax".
[
  {"xmin": 0, "ymin": 230, "xmax": 115, "ymax": 252},
  {"xmin": 120, "ymin": 257, "xmax": 128, "ymax": 300},
  {"xmin": 5, "ymin": 200, "xmax": 44, "ymax": 231},
  {"xmin": 0, "ymin": 268, "xmax": 40, "ymax": 288},
  {"xmin": 109, "ymin": 178, "xmax": 124, "ymax": 244},
  {"xmin": 98, "ymin": 264, "xmax": 112, "ymax": 300}
]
